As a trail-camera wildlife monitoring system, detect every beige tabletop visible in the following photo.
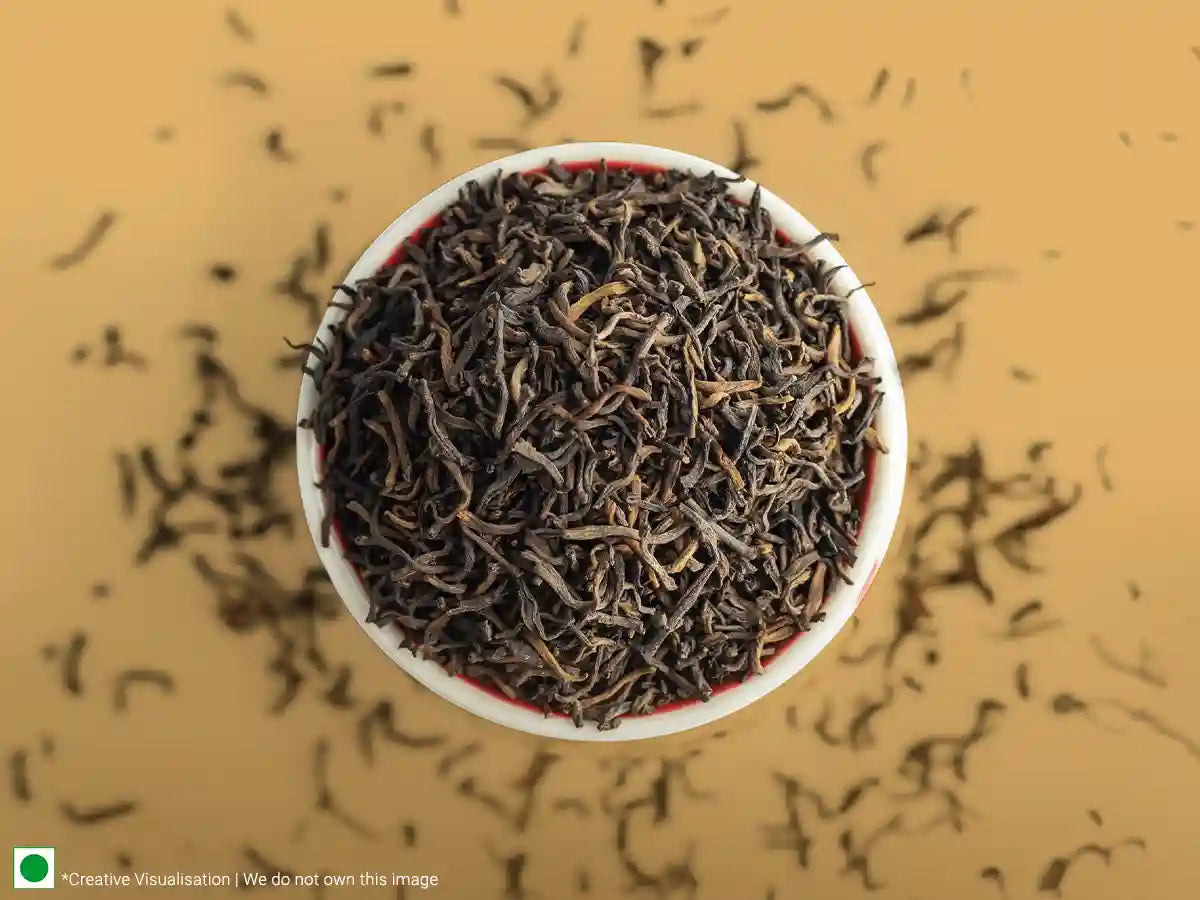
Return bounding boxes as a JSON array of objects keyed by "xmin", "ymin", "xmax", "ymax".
[{"xmin": 2, "ymin": 1, "xmax": 1199, "ymax": 898}]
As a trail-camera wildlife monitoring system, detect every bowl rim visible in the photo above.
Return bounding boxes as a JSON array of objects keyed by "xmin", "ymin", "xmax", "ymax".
[{"xmin": 295, "ymin": 141, "xmax": 908, "ymax": 742}]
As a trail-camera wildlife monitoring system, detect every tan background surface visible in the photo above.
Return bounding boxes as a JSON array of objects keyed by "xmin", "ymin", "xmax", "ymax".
[{"xmin": 2, "ymin": 1, "xmax": 1198, "ymax": 898}]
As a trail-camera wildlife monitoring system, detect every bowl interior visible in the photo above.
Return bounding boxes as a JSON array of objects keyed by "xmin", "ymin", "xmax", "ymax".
[{"xmin": 296, "ymin": 142, "xmax": 908, "ymax": 741}]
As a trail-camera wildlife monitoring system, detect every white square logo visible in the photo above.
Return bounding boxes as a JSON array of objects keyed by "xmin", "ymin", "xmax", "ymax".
[{"xmin": 13, "ymin": 848, "xmax": 54, "ymax": 890}]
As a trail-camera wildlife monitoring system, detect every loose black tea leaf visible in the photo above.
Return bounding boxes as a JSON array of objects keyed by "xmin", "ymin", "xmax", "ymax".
[
  {"xmin": 1009, "ymin": 599, "xmax": 1042, "ymax": 625},
  {"xmin": 357, "ymin": 700, "xmax": 445, "ymax": 762},
  {"xmin": 1026, "ymin": 440, "xmax": 1051, "ymax": 461},
  {"xmin": 367, "ymin": 102, "xmax": 407, "ymax": 136},
  {"xmin": 1037, "ymin": 840, "xmax": 1147, "ymax": 894},
  {"xmin": 763, "ymin": 777, "xmax": 815, "ymax": 866},
  {"xmin": 992, "ymin": 485, "xmax": 1082, "ymax": 577},
  {"xmin": 1127, "ymin": 581, "xmax": 1142, "ymax": 601},
  {"xmin": 494, "ymin": 72, "xmax": 562, "ymax": 124},
  {"xmin": 116, "ymin": 452, "xmax": 137, "ymax": 516},
  {"xmin": 838, "ymin": 815, "xmax": 903, "ymax": 890},
  {"xmin": 897, "ymin": 321, "xmax": 965, "ymax": 378},
  {"xmin": 436, "ymin": 742, "xmax": 481, "ymax": 776},
  {"xmin": 1015, "ymin": 662, "xmax": 1030, "ymax": 698},
  {"xmin": 70, "ymin": 345, "xmax": 89, "ymax": 363},
  {"xmin": 729, "ymin": 119, "xmax": 760, "ymax": 172},
  {"xmin": 401, "ymin": 822, "xmax": 418, "ymax": 847},
  {"xmin": 113, "ymin": 668, "xmax": 176, "ymax": 711},
  {"xmin": 1090, "ymin": 636, "xmax": 1167, "ymax": 688},
  {"xmin": 1095, "ymin": 445, "xmax": 1113, "ymax": 491},
  {"xmin": 221, "ymin": 71, "xmax": 269, "ymax": 94},
  {"xmin": 567, "ymin": 18, "xmax": 586, "ymax": 57},
  {"xmin": 511, "ymin": 750, "xmax": 560, "ymax": 831},
  {"xmin": 1038, "ymin": 858, "xmax": 1069, "ymax": 893},
  {"xmin": 902, "ymin": 77, "xmax": 917, "ymax": 106},
  {"xmin": 312, "ymin": 739, "xmax": 376, "ymax": 838},
  {"xmin": 312, "ymin": 223, "xmax": 332, "ymax": 272},
  {"xmin": 49, "ymin": 211, "xmax": 117, "ymax": 270},
  {"xmin": 1010, "ymin": 366, "xmax": 1035, "ymax": 381},
  {"xmin": 495, "ymin": 75, "xmax": 537, "ymax": 111},
  {"xmin": 419, "ymin": 122, "xmax": 441, "ymax": 166},
  {"xmin": 304, "ymin": 164, "xmax": 885, "ymax": 727},
  {"xmin": 500, "ymin": 853, "xmax": 529, "ymax": 900},
  {"xmin": 755, "ymin": 84, "xmax": 835, "ymax": 121},
  {"xmin": 265, "ymin": 128, "xmax": 296, "ymax": 162},
  {"xmin": 91, "ymin": 582, "xmax": 110, "ymax": 599},
  {"xmin": 902, "ymin": 207, "xmax": 976, "ymax": 253},
  {"xmin": 1050, "ymin": 692, "xmax": 1088, "ymax": 715},
  {"xmin": 680, "ymin": 38, "xmax": 704, "ymax": 57},
  {"xmin": 473, "ymin": 137, "xmax": 533, "ymax": 153},
  {"xmin": 100, "ymin": 325, "xmax": 147, "ymax": 370},
  {"xmin": 62, "ymin": 632, "xmax": 88, "ymax": 695},
  {"xmin": 1088, "ymin": 809, "xmax": 1103, "ymax": 826},
  {"xmin": 859, "ymin": 141, "xmax": 887, "ymax": 185},
  {"xmin": 209, "ymin": 263, "xmax": 238, "ymax": 283},
  {"xmin": 224, "ymin": 8, "xmax": 254, "ymax": 42},
  {"xmin": 903, "ymin": 214, "xmax": 944, "ymax": 244},
  {"xmin": 895, "ymin": 268, "xmax": 1013, "ymax": 327},
  {"xmin": 643, "ymin": 101, "xmax": 702, "ymax": 119},
  {"xmin": 9, "ymin": 750, "xmax": 31, "ymax": 802},
  {"xmin": 637, "ymin": 37, "xmax": 667, "ymax": 91},
  {"xmin": 275, "ymin": 254, "xmax": 322, "ymax": 325},
  {"xmin": 865, "ymin": 67, "xmax": 890, "ymax": 103},
  {"xmin": 243, "ymin": 847, "xmax": 295, "ymax": 881},
  {"xmin": 980, "ymin": 866, "xmax": 1006, "ymax": 897},
  {"xmin": 61, "ymin": 800, "xmax": 138, "ymax": 825},
  {"xmin": 1118, "ymin": 131, "xmax": 1133, "ymax": 147},
  {"xmin": 369, "ymin": 61, "xmax": 415, "ymax": 78},
  {"xmin": 457, "ymin": 778, "xmax": 510, "ymax": 821},
  {"xmin": 1101, "ymin": 703, "xmax": 1200, "ymax": 760}
]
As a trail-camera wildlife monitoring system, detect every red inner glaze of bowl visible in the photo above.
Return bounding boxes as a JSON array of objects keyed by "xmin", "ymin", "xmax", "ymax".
[{"xmin": 323, "ymin": 158, "xmax": 882, "ymax": 721}]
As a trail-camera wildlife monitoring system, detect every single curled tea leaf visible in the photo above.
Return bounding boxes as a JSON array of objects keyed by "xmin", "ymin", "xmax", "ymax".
[
  {"xmin": 224, "ymin": 8, "xmax": 254, "ymax": 42},
  {"xmin": 368, "ymin": 61, "xmax": 414, "ymax": 78},
  {"xmin": 859, "ymin": 141, "xmax": 887, "ymax": 185},
  {"xmin": 637, "ymin": 37, "xmax": 667, "ymax": 92},
  {"xmin": 49, "ymin": 211, "xmax": 117, "ymax": 270},
  {"xmin": 754, "ymin": 84, "xmax": 835, "ymax": 121},
  {"xmin": 61, "ymin": 800, "xmax": 138, "ymax": 825},
  {"xmin": 865, "ymin": 67, "xmax": 890, "ymax": 104},
  {"xmin": 9, "ymin": 750, "xmax": 31, "ymax": 802},
  {"xmin": 303, "ymin": 164, "xmax": 885, "ymax": 728},
  {"xmin": 265, "ymin": 128, "xmax": 296, "ymax": 162},
  {"xmin": 220, "ymin": 71, "xmax": 269, "ymax": 94},
  {"xmin": 729, "ymin": 119, "xmax": 760, "ymax": 172}
]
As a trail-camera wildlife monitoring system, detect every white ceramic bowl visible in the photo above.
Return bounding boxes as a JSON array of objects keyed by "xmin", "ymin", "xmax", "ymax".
[{"xmin": 296, "ymin": 142, "xmax": 908, "ymax": 742}]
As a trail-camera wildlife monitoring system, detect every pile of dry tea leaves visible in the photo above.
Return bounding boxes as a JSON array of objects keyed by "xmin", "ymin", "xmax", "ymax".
[{"xmin": 301, "ymin": 163, "xmax": 885, "ymax": 728}]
